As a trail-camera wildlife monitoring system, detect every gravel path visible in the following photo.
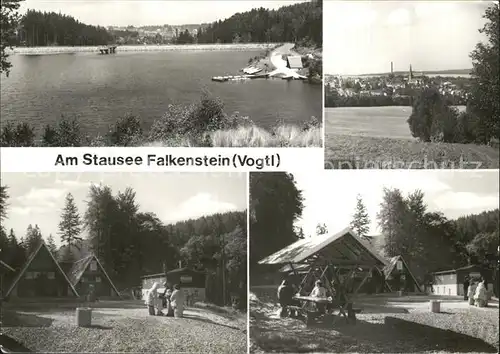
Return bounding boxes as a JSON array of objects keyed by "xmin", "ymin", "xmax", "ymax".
[
  {"xmin": 250, "ymin": 293, "xmax": 499, "ymax": 353},
  {"xmin": 2, "ymin": 304, "xmax": 246, "ymax": 353}
]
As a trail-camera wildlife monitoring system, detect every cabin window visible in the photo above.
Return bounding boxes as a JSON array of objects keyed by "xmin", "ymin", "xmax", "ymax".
[
  {"xmin": 25, "ymin": 272, "xmax": 34, "ymax": 279},
  {"xmin": 47, "ymin": 272, "xmax": 55, "ymax": 279},
  {"xmin": 90, "ymin": 261, "xmax": 97, "ymax": 271},
  {"xmin": 96, "ymin": 276, "xmax": 101, "ymax": 283},
  {"xmin": 33, "ymin": 271, "xmax": 40, "ymax": 278},
  {"xmin": 81, "ymin": 277, "xmax": 86, "ymax": 283}
]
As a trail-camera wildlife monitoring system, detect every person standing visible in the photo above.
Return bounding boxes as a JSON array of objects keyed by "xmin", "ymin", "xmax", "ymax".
[
  {"xmin": 277, "ymin": 279, "xmax": 294, "ymax": 317},
  {"xmin": 170, "ymin": 284, "xmax": 185, "ymax": 317},
  {"xmin": 463, "ymin": 276, "xmax": 470, "ymax": 301},
  {"xmin": 145, "ymin": 282, "xmax": 160, "ymax": 316}
]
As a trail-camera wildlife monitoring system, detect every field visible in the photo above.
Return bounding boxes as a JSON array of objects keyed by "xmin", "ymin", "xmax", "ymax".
[
  {"xmin": 325, "ymin": 106, "xmax": 499, "ymax": 169},
  {"xmin": 250, "ymin": 292, "xmax": 499, "ymax": 353},
  {"xmin": 7, "ymin": 43, "xmax": 274, "ymax": 55},
  {"xmin": 1, "ymin": 300, "xmax": 246, "ymax": 353}
]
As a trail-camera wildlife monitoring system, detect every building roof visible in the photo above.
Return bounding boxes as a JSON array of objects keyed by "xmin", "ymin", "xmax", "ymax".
[
  {"xmin": 5, "ymin": 241, "xmax": 79, "ymax": 298},
  {"xmin": 67, "ymin": 254, "xmax": 121, "ymax": 297},
  {"xmin": 140, "ymin": 273, "xmax": 166, "ymax": 279},
  {"xmin": 0, "ymin": 260, "xmax": 15, "ymax": 273},
  {"xmin": 383, "ymin": 255, "xmax": 422, "ymax": 291},
  {"xmin": 166, "ymin": 267, "xmax": 205, "ymax": 275},
  {"xmin": 431, "ymin": 264, "xmax": 487, "ymax": 275},
  {"xmin": 287, "ymin": 56, "xmax": 303, "ymax": 69},
  {"xmin": 259, "ymin": 227, "xmax": 388, "ymax": 267}
]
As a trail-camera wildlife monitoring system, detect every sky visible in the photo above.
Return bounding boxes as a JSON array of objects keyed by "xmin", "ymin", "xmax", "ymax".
[
  {"xmin": 292, "ymin": 170, "xmax": 499, "ymax": 238},
  {"xmin": 324, "ymin": 1, "xmax": 493, "ymax": 75},
  {"xmin": 19, "ymin": 0, "xmax": 303, "ymax": 27},
  {"xmin": 1, "ymin": 172, "xmax": 247, "ymax": 246}
]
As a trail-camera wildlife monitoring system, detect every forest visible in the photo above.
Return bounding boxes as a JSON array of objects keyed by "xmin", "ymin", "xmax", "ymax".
[
  {"xmin": 249, "ymin": 173, "xmax": 499, "ymax": 288},
  {"xmin": 17, "ymin": 10, "xmax": 113, "ymax": 46},
  {"xmin": 0, "ymin": 185, "xmax": 247, "ymax": 307},
  {"xmin": 196, "ymin": 1, "xmax": 322, "ymax": 47}
]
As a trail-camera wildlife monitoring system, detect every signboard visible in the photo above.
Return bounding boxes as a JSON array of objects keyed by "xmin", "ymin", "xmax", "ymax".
[
  {"xmin": 396, "ymin": 261, "xmax": 403, "ymax": 271},
  {"xmin": 180, "ymin": 275, "xmax": 193, "ymax": 283}
]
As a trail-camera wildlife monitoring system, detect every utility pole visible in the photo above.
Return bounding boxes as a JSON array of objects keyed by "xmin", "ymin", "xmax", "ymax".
[{"xmin": 221, "ymin": 233, "xmax": 226, "ymax": 306}]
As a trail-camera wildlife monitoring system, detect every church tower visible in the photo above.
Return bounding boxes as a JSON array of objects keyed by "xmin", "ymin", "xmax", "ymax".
[{"xmin": 409, "ymin": 64, "xmax": 413, "ymax": 80}]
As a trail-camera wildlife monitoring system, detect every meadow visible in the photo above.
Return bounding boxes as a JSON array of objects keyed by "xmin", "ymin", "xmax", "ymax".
[{"xmin": 324, "ymin": 106, "xmax": 498, "ymax": 169}]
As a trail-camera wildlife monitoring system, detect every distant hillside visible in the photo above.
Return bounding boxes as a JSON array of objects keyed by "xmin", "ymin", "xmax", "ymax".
[{"xmin": 197, "ymin": 1, "xmax": 322, "ymax": 46}]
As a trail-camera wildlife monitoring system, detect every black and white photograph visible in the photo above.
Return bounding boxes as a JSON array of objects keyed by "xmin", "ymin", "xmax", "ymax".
[
  {"xmin": 0, "ymin": 0, "xmax": 322, "ymax": 148},
  {"xmin": 0, "ymin": 172, "xmax": 247, "ymax": 353},
  {"xmin": 323, "ymin": 1, "xmax": 499, "ymax": 169},
  {"xmin": 249, "ymin": 170, "xmax": 499, "ymax": 353}
]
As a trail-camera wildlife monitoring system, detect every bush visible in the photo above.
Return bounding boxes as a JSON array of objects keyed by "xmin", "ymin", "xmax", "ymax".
[
  {"xmin": 107, "ymin": 114, "xmax": 143, "ymax": 146},
  {"xmin": 0, "ymin": 122, "xmax": 35, "ymax": 147},
  {"xmin": 43, "ymin": 115, "xmax": 83, "ymax": 147}
]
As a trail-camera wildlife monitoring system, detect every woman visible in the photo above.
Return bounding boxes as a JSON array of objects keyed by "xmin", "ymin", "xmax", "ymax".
[
  {"xmin": 170, "ymin": 284, "xmax": 185, "ymax": 317},
  {"xmin": 310, "ymin": 280, "xmax": 327, "ymax": 313},
  {"xmin": 145, "ymin": 282, "xmax": 160, "ymax": 316},
  {"xmin": 474, "ymin": 280, "xmax": 488, "ymax": 307}
]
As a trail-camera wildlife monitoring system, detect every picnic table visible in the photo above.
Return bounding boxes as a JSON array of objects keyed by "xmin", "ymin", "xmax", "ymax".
[{"xmin": 291, "ymin": 295, "xmax": 353, "ymax": 325}]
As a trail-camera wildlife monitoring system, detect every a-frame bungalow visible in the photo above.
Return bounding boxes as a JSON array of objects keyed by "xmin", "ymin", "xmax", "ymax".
[
  {"xmin": 4, "ymin": 241, "xmax": 78, "ymax": 299},
  {"xmin": 382, "ymin": 255, "xmax": 422, "ymax": 293},
  {"xmin": 66, "ymin": 254, "xmax": 121, "ymax": 298}
]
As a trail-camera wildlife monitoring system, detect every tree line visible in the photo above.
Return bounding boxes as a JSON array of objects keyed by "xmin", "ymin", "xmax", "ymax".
[
  {"xmin": 17, "ymin": 10, "xmax": 112, "ymax": 46},
  {"xmin": 196, "ymin": 1, "xmax": 322, "ymax": 47},
  {"xmin": 249, "ymin": 173, "xmax": 499, "ymax": 289},
  {"xmin": 0, "ymin": 184, "xmax": 247, "ymax": 307}
]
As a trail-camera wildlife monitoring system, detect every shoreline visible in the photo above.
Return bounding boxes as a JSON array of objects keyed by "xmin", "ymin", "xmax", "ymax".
[{"xmin": 7, "ymin": 43, "xmax": 275, "ymax": 55}]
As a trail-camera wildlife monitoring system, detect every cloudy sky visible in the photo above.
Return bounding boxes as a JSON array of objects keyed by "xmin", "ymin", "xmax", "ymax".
[
  {"xmin": 324, "ymin": 1, "xmax": 493, "ymax": 75},
  {"xmin": 292, "ymin": 170, "xmax": 499, "ymax": 238},
  {"xmin": 1, "ymin": 172, "xmax": 247, "ymax": 246},
  {"xmin": 19, "ymin": 0, "xmax": 302, "ymax": 27}
]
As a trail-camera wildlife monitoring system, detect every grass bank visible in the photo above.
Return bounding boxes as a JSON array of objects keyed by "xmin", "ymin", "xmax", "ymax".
[
  {"xmin": 325, "ymin": 134, "xmax": 499, "ymax": 169},
  {"xmin": 7, "ymin": 43, "xmax": 275, "ymax": 55},
  {"xmin": 1, "ymin": 94, "xmax": 322, "ymax": 148}
]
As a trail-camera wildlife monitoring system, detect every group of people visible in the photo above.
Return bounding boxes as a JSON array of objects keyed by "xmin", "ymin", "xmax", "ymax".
[
  {"xmin": 145, "ymin": 282, "xmax": 184, "ymax": 317},
  {"xmin": 464, "ymin": 276, "xmax": 490, "ymax": 307},
  {"xmin": 277, "ymin": 279, "xmax": 334, "ymax": 317}
]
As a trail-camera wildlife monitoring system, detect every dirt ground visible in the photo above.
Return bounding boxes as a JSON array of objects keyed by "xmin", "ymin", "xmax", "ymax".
[
  {"xmin": 250, "ymin": 293, "xmax": 499, "ymax": 353},
  {"xmin": 1, "ymin": 300, "xmax": 246, "ymax": 353}
]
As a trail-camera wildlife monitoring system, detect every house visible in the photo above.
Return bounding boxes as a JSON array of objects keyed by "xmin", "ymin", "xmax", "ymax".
[
  {"xmin": 66, "ymin": 254, "xmax": 120, "ymax": 298},
  {"xmin": 141, "ymin": 273, "xmax": 167, "ymax": 299},
  {"xmin": 166, "ymin": 267, "xmax": 206, "ymax": 303},
  {"xmin": 382, "ymin": 255, "xmax": 422, "ymax": 293},
  {"xmin": 4, "ymin": 241, "xmax": 78, "ymax": 299},
  {"xmin": 286, "ymin": 56, "xmax": 303, "ymax": 70},
  {"xmin": 431, "ymin": 265, "xmax": 494, "ymax": 296}
]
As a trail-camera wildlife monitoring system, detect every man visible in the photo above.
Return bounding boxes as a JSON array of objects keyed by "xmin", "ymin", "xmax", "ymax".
[
  {"xmin": 277, "ymin": 279, "xmax": 294, "ymax": 318},
  {"xmin": 463, "ymin": 276, "xmax": 470, "ymax": 301}
]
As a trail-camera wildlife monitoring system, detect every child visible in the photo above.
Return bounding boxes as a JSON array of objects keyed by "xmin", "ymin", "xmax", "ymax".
[{"xmin": 145, "ymin": 282, "xmax": 159, "ymax": 316}]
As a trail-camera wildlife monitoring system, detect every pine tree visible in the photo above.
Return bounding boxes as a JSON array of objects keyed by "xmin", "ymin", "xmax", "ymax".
[
  {"xmin": 316, "ymin": 223, "xmax": 328, "ymax": 236},
  {"xmin": 58, "ymin": 193, "xmax": 82, "ymax": 255},
  {"xmin": 47, "ymin": 233, "xmax": 57, "ymax": 255},
  {"xmin": 24, "ymin": 224, "xmax": 43, "ymax": 255},
  {"xmin": 351, "ymin": 194, "xmax": 370, "ymax": 239}
]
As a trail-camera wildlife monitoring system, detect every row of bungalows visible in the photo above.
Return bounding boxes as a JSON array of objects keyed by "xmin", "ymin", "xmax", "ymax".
[
  {"xmin": 1, "ymin": 241, "xmax": 120, "ymax": 301},
  {"xmin": 254, "ymin": 227, "xmax": 493, "ymax": 299}
]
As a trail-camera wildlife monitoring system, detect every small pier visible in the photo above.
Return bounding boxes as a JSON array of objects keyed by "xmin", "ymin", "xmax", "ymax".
[
  {"xmin": 99, "ymin": 46, "xmax": 117, "ymax": 54},
  {"xmin": 211, "ymin": 73, "xmax": 269, "ymax": 82}
]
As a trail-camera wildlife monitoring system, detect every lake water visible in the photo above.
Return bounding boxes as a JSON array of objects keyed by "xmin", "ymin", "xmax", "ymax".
[
  {"xmin": 1, "ymin": 50, "xmax": 321, "ymax": 135},
  {"xmin": 325, "ymin": 105, "xmax": 467, "ymax": 139}
]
